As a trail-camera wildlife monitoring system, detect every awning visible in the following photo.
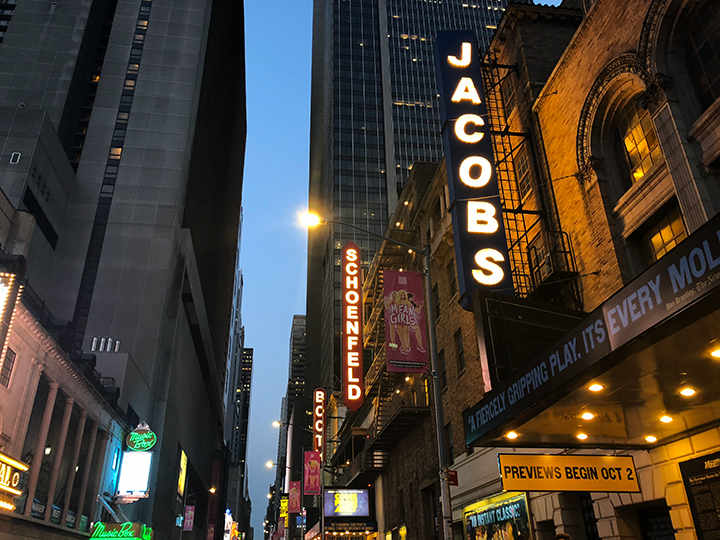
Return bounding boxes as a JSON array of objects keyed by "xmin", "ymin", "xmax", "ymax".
[{"xmin": 464, "ymin": 212, "xmax": 720, "ymax": 448}]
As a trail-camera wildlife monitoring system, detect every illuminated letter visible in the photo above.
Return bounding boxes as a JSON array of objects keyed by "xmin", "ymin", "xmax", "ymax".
[
  {"xmin": 345, "ymin": 275, "xmax": 358, "ymax": 289},
  {"xmin": 345, "ymin": 290, "xmax": 360, "ymax": 304},
  {"xmin": 314, "ymin": 419, "xmax": 323, "ymax": 431},
  {"xmin": 347, "ymin": 336, "xmax": 359, "ymax": 349},
  {"xmin": 451, "ymin": 77, "xmax": 481, "ymax": 104},
  {"xmin": 459, "ymin": 156, "xmax": 492, "ymax": 187},
  {"xmin": 447, "ymin": 42, "xmax": 472, "ymax": 67},
  {"xmin": 467, "ymin": 201, "xmax": 499, "ymax": 234},
  {"xmin": 347, "ymin": 352, "xmax": 360, "ymax": 367},
  {"xmin": 348, "ymin": 386, "xmax": 362, "ymax": 400},
  {"xmin": 347, "ymin": 368, "xmax": 360, "ymax": 383},
  {"xmin": 346, "ymin": 305, "xmax": 359, "ymax": 320},
  {"xmin": 454, "ymin": 114, "xmax": 485, "ymax": 143},
  {"xmin": 472, "ymin": 248, "xmax": 505, "ymax": 286},
  {"xmin": 346, "ymin": 262, "xmax": 358, "ymax": 275},
  {"xmin": 346, "ymin": 248, "xmax": 359, "ymax": 262},
  {"xmin": 346, "ymin": 320, "xmax": 359, "ymax": 334}
]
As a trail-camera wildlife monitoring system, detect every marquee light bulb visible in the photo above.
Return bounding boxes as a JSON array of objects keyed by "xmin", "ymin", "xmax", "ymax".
[
  {"xmin": 711, "ymin": 348, "xmax": 720, "ymax": 359},
  {"xmin": 580, "ymin": 411, "xmax": 595, "ymax": 421},
  {"xmin": 505, "ymin": 431, "xmax": 518, "ymax": 440},
  {"xmin": 679, "ymin": 386, "xmax": 697, "ymax": 397},
  {"xmin": 587, "ymin": 383, "xmax": 604, "ymax": 392},
  {"xmin": 659, "ymin": 415, "xmax": 673, "ymax": 424},
  {"xmin": 645, "ymin": 435, "xmax": 657, "ymax": 443},
  {"xmin": 576, "ymin": 432, "xmax": 589, "ymax": 441}
]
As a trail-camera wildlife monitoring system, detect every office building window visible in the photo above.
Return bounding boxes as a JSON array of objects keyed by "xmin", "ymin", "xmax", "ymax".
[
  {"xmin": 446, "ymin": 260, "xmax": 457, "ymax": 297},
  {"xmin": 515, "ymin": 146, "xmax": 532, "ymax": 199},
  {"xmin": 438, "ymin": 349, "xmax": 447, "ymax": 390},
  {"xmin": 645, "ymin": 204, "xmax": 687, "ymax": 261},
  {"xmin": 431, "ymin": 284, "xmax": 440, "ymax": 321},
  {"xmin": 454, "ymin": 329, "xmax": 465, "ymax": 373},
  {"xmin": 0, "ymin": 348, "xmax": 16, "ymax": 387},
  {"xmin": 620, "ymin": 100, "xmax": 663, "ymax": 184}
]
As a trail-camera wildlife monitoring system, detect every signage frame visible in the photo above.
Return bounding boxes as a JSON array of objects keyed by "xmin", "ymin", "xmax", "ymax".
[
  {"xmin": 323, "ymin": 489, "xmax": 370, "ymax": 518},
  {"xmin": 313, "ymin": 388, "xmax": 326, "ymax": 457},
  {"xmin": 342, "ymin": 243, "xmax": 363, "ymax": 410},
  {"xmin": 435, "ymin": 31, "xmax": 513, "ymax": 308},
  {"xmin": 680, "ymin": 450, "xmax": 720, "ymax": 539},
  {"xmin": 498, "ymin": 453, "xmax": 640, "ymax": 493}
]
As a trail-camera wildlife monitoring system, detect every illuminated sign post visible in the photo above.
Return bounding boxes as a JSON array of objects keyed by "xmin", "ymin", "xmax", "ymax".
[
  {"xmin": 0, "ymin": 451, "xmax": 29, "ymax": 512},
  {"xmin": 117, "ymin": 423, "xmax": 156, "ymax": 502},
  {"xmin": 342, "ymin": 243, "xmax": 363, "ymax": 410},
  {"xmin": 313, "ymin": 388, "xmax": 326, "ymax": 459},
  {"xmin": 90, "ymin": 522, "xmax": 153, "ymax": 540},
  {"xmin": 435, "ymin": 32, "xmax": 512, "ymax": 308}
]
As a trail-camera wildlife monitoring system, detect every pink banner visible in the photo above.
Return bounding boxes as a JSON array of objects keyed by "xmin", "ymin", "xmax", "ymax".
[
  {"xmin": 289, "ymin": 481, "xmax": 301, "ymax": 513},
  {"xmin": 384, "ymin": 270, "xmax": 428, "ymax": 372},
  {"xmin": 303, "ymin": 451, "xmax": 321, "ymax": 495}
]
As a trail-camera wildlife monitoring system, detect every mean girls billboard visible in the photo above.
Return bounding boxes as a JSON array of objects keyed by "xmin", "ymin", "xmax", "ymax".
[{"xmin": 383, "ymin": 270, "xmax": 428, "ymax": 372}]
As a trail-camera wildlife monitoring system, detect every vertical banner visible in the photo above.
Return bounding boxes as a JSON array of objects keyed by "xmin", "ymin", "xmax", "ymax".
[
  {"xmin": 383, "ymin": 270, "xmax": 428, "ymax": 372},
  {"xmin": 288, "ymin": 481, "xmax": 301, "ymax": 514},
  {"xmin": 303, "ymin": 451, "xmax": 322, "ymax": 495},
  {"xmin": 313, "ymin": 388, "xmax": 326, "ymax": 458},
  {"xmin": 280, "ymin": 496, "xmax": 289, "ymax": 527},
  {"xmin": 342, "ymin": 243, "xmax": 363, "ymax": 410},
  {"xmin": 435, "ymin": 31, "xmax": 512, "ymax": 308},
  {"xmin": 183, "ymin": 505, "xmax": 195, "ymax": 531}
]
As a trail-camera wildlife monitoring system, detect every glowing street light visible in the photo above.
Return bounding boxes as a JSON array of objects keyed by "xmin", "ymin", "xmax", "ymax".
[
  {"xmin": 265, "ymin": 460, "xmax": 275, "ymax": 469},
  {"xmin": 298, "ymin": 211, "xmax": 322, "ymax": 228},
  {"xmin": 272, "ymin": 420, "xmax": 281, "ymax": 428}
]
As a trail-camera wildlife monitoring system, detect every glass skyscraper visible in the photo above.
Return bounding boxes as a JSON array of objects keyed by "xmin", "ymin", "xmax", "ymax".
[{"xmin": 307, "ymin": 0, "xmax": 507, "ymax": 391}]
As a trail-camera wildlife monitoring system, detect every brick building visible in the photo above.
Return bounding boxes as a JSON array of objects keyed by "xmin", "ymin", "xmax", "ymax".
[{"xmin": 324, "ymin": 0, "xmax": 720, "ymax": 539}]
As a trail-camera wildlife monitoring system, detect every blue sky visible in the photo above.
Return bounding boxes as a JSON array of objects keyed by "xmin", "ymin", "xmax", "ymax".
[
  {"xmin": 240, "ymin": 0, "xmax": 564, "ymax": 535},
  {"xmin": 242, "ymin": 2, "xmax": 312, "ymax": 536}
]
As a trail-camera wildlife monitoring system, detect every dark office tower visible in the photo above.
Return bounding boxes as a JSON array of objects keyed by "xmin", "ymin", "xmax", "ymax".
[
  {"xmin": 228, "ymin": 347, "xmax": 253, "ymax": 532},
  {"xmin": 0, "ymin": 0, "xmax": 246, "ymax": 538},
  {"xmin": 307, "ymin": 0, "xmax": 506, "ymax": 390},
  {"xmin": 288, "ymin": 315, "xmax": 306, "ymax": 399}
]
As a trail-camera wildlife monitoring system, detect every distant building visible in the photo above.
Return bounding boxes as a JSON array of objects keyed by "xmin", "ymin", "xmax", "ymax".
[{"xmin": 0, "ymin": 0, "xmax": 247, "ymax": 537}]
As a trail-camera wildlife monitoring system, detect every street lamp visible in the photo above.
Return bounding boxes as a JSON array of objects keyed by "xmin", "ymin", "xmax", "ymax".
[
  {"xmin": 265, "ymin": 460, "xmax": 275, "ymax": 469},
  {"xmin": 301, "ymin": 210, "xmax": 453, "ymax": 540},
  {"xmin": 272, "ymin": 420, "xmax": 281, "ymax": 428}
]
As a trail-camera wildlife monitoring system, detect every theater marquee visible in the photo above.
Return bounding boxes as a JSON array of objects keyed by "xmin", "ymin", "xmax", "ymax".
[{"xmin": 435, "ymin": 31, "xmax": 512, "ymax": 308}]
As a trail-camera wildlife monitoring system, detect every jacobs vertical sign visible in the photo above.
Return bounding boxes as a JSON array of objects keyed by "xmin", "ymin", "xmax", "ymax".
[
  {"xmin": 342, "ymin": 243, "xmax": 363, "ymax": 410},
  {"xmin": 435, "ymin": 31, "xmax": 512, "ymax": 308}
]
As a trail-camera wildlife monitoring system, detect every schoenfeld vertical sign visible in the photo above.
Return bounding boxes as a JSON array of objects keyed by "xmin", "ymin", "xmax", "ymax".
[{"xmin": 435, "ymin": 31, "xmax": 512, "ymax": 308}]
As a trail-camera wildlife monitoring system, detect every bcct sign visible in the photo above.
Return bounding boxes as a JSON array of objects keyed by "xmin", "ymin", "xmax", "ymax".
[{"xmin": 435, "ymin": 31, "xmax": 512, "ymax": 308}]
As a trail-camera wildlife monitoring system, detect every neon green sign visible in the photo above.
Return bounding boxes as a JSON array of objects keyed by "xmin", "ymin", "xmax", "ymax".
[
  {"xmin": 126, "ymin": 427, "xmax": 157, "ymax": 452},
  {"xmin": 90, "ymin": 522, "xmax": 153, "ymax": 540}
]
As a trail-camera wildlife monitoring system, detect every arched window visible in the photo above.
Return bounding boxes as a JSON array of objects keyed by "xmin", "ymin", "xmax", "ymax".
[
  {"xmin": 618, "ymin": 100, "xmax": 662, "ymax": 186},
  {"xmin": 686, "ymin": 2, "xmax": 720, "ymax": 110}
]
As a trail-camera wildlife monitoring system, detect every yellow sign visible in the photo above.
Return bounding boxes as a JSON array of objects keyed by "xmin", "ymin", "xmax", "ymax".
[
  {"xmin": 177, "ymin": 450, "xmax": 187, "ymax": 496},
  {"xmin": 499, "ymin": 454, "xmax": 639, "ymax": 492},
  {"xmin": 280, "ymin": 496, "xmax": 288, "ymax": 527}
]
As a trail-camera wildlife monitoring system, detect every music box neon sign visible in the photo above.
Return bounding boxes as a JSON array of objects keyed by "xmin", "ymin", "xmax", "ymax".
[{"xmin": 436, "ymin": 32, "xmax": 511, "ymax": 306}]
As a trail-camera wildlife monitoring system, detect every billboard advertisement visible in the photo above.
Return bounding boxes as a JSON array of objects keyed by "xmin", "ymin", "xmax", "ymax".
[
  {"xmin": 383, "ymin": 270, "xmax": 428, "ymax": 372},
  {"xmin": 323, "ymin": 489, "xmax": 370, "ymax": 518}
]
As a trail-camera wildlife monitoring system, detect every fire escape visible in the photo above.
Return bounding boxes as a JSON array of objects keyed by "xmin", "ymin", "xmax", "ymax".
[{"xmin": 482, "ymin": 54, "xmax": 580, "ymax": 307}]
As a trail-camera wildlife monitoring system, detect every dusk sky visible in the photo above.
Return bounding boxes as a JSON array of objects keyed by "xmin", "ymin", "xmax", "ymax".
[
  {"xmin": 242, "ymin": 2, "xmax": 312, "ymax": 536},
  {"xmin": 239, "ymin": 1, "xmax": 562, "ymax": 535}
]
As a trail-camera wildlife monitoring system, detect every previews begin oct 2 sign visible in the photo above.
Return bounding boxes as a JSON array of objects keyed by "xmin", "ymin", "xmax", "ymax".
[
  {"xmin": 435, "ymin": 32, "xmax": 512, "ymax": 308},
  {"xmin": 342, "ymin": 243, "xmax": 363, "ymax": 410}
]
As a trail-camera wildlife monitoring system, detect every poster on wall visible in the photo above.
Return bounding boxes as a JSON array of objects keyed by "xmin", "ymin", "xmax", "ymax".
[
  {"xmin": 680, "ymin": 450, "xmax": 720, "ymax": 539},
  {"xmin": 463, "ymin": 492, "xmax": 531, "ymax": 540},
  {"xmin": 383, "ymin": 270, "xmax": 428, "ymax": 373}
]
